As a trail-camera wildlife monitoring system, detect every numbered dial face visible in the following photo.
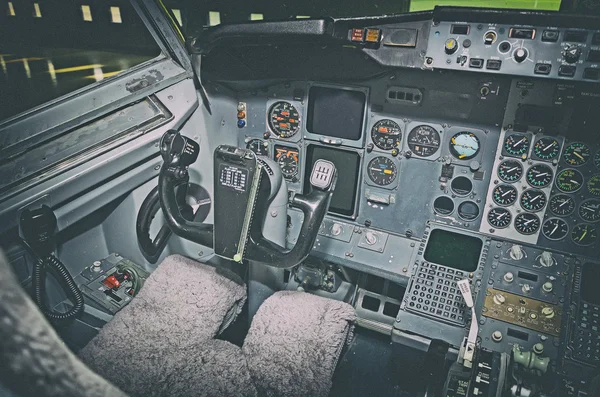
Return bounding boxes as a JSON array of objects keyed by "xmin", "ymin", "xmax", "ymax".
[
  {"xmin": 595, "ymin": 152, "xmax": 600, "ymax": 169},
  {"xmin": 367, "ymin": 156, "xmax": 398, "ymax": 186},
  {"xmin": 497, "ymin": 160, "xmax": 524, "ymax": 183},
  {"xmin": 556, "ymin": 168, "xmax": 584, "ymax": 193},
  {"xmin": 542, "ymin": 218, "xmax": 569, "ymax": 241},
  {"xmin": 526, "ymin": 164, "xmax": 553, "ymax": 188},
  {"xmin": 450, "ymin": 131, "xmax": 480, "ymax": 160},
  {"xmin": 571, "ymin": 224, "xmax": 598, "ymax": 246},
  {"xmin": 492, "ymin": 184, "xmax": 518, "ymax": 206},
  {"xmin": 407, "ymin": 125, "xmax": 441, "ymax": 157},
  {"xmin": 268, "ymin": 101, "xmax": 300, "ymax": 138},
  {"xmin": 534, "ymin": 137, "xmax": 560, "ymax": 160},
  {"xmin": 371, "ymin": 119, "xmax": 402, "ymax": 150},
  {"xmin": 579, "ymin": 199, "xmax": 600, "ymax": 223},
  {"xmin": 504, "ymin": 133, "xmax": 530, "ymax": 157},
  {"xmin": 275, "ymin": 147, "xmax": 299, "ymax": 178},
  {"xmin": 587, "ymin": 174, "xmax": 600, "ymax": 196},
  {"xmin": 563, "ymin": 142, "xmax": 591, "ymax": 166},
  {"xmin": 520, "ymin": 189, "xmax": 547, "ymax": 212},
  {"xmin": 514, "ymin": 213, "xmax": 541, "ymax": 235},
  {"xmin": 246, "ymin": 139, "xmax": 269, "ymax": 156},
  {"xmin": 487, "ymin": 207, "xmax": 512, "ymax": 229},
  {"xmin": 549, "ymin": 194, "xmax": 576, "ymax": 216}
]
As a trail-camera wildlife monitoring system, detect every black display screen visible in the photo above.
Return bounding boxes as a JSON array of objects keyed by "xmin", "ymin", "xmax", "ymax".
[
  {"xmin": 423, "ymin": 230, "xmax": 482, "ymax": 272},
  {"xmin": 581, "ymin": 263, "xmax": 600, "ymax": 306},
  {"xmin": 304, "ymin": 145, "xmax": 361, "ymax": 216},
  {"xmin": 307, "ymin": 86, "xmax": 366, "ymax": 141}
]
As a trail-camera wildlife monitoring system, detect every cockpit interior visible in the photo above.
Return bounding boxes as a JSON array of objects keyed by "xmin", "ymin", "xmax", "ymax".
[{"xmin": 1, "ymin": 1, "xmax": 600, "ymax": 396}]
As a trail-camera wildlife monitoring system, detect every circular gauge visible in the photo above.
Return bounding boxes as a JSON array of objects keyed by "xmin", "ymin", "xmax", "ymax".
[
  {"xmin": 450, "ymin": 132, "xmax": 480, "ymax": 160},
  {"xmin": 407, "ymin": 125, "xmax": 441, "ymax": 157},
  {"xmin": 433, "ymin": 196, "xmax": 455, "ymax": 216},
  {"xmin": 488, "ymin": 207, "xmax": 512, "ymax": 229},
  {"xmin": 579, "ymin": 199, "xmax": 600, "ymax": 223},
  {"xmin": 563, "ymin": 142, "xmax": 591, "ymax": 166},
  {"xmin": 595, "ymin": 151, "xmax": 600, "ymax": 169},
  {"xmin": 556, "ymin": 168, "xmax": 584, "ymax": 193},
  {"xmin": 246, "ymin": 139, "xmax": 269, "ymax": 156},
  {"xmin": 520, "ymin": 189, "xmax": 547, "ymax": 212},
  {"xmin": 275, "ymin": 148, "xmax": 299, "ymax": 178},
  {"xmin": 457, "ymin": 201, "xmax": 480, "ymax": 221},
  {"xmin": 526, "ymin": 164, "xmax": 553, "ymax": 188},
  {"xmin": 587, "ymin": 174, "xmax": 600, "ymax": 196},
  {"xmin": 367, "ymin": 156, "xmax": 398, "ymax": 186},
  {"xmin": 504, "ymin": 133, "xmax": 530, "ymax": 157},
  {"xmin": 493, "ymin": 184, "xmax": 518, "ymax": 206},
  {"xmin": 451, "ymin": 177, "xmax": 473, "ymax": 196},
  {"xmin": 267, "ymin": 101, "xmax": 300, "ymax": 138},
  {"xmin": 371, "ymin": 119, "xmax": 402, "ymax": 150},
  {"xmin": 514, "ymin": 213, "xmax": 541, "ymax": 235},
  {"xmin": 571, "ymin": 224, "xmax": 598, "ymax": 246},
  {"xmin": 497, "ymin": 160, "xmax": 524, "ymax": 183},
  {"xmin": 542, "ymin": 218, "xmax": 569, "ymax": 241},
  {"xmin": 549, "ymin": 194, "xmax": 576, "ymax": 216},
  {"xmin": 533, "ymin": 137, "xmax": 560, "ymax": 160}
]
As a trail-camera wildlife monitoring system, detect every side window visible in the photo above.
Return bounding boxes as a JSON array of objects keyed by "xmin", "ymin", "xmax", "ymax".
[{"xmin": 0, "ymin": 0, "xmax": 161, "ymax": 122}]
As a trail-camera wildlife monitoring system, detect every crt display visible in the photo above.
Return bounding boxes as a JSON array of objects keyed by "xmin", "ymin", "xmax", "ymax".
[
  {"xmin": 581, "ymin": 263, "xmax": 600, "ymax": 305},
  {"xmin": 423, "ymin": 229, "xmax": 482, "ymax": 272},
  {"xmin": 307, "ymin": 86, "xmax": 366, "ymax": 141},
  {"xmin": 304, "ymin": 145, "xmax": 361, "ymax": 216}
]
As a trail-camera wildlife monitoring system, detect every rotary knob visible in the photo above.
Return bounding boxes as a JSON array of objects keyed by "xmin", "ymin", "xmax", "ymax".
[
  {"xmin": 541, "ymin": 307, "xmax": 555, "ymax": 319},
  {"xmin": 503, "ymin": 272, "xmax": 514, "ymax": 283},
  {"xmin": 563, "ymin": 45, "xmax": 582, "ymax": 64},
  {"xmin": 542, "ymin": 282, "xmax": 553, "ymax": 293},
  {"xmin": 365, "ymin": 231, "xmax": 378, "ymax": 246},
  {"xmin": 538, "ymin": 251, "xmax": 555, "ymax": 268},
  {"xmin": 509, "ymin": 245, "xmax": 525, "ymax": 260},
  {"xmin": 331, "ymin": 223, "xmax": 343, "ymax": 236},
  {"xmin": 92, "ymin": 261, "xmax": 102, "ymax": 272},
  {"xmin": 444, "ymin": 38, "xmax": 459, "ymax": 55},
  {"xmin": 513, "ymin": 47, "xmax": 528, "ymax": 63}
]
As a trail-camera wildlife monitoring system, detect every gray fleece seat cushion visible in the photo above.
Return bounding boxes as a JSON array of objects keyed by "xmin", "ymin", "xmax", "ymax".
[
  {"xmin": 242, "ymin": 291, "xmax": 356, "ymax": 397},
  {"xmin": 79, "ymin": 254, "xmax": 250, "ymax": 396}
]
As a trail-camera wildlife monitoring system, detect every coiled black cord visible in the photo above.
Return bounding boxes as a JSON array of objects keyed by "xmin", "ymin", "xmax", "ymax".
[{"xmin": 32, "ymin": 254, "xmax": 84, "ymax": 322}]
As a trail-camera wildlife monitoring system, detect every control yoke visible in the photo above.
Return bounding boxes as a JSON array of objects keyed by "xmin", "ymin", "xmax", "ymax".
[{"xmin": 157, "ymin": 130, "xmax": 337, "ymax": 268}]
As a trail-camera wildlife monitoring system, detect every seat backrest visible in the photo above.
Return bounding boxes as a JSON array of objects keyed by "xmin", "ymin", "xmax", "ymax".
[{"xmin": 0, "ymin": 250, "xmax": 128, "ymax": 397}]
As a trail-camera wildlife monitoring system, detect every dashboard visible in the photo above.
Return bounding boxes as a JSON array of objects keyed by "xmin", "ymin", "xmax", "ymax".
[{"xmin": 210, "ymin": 7, "xmax": 600, "ymax": 396}]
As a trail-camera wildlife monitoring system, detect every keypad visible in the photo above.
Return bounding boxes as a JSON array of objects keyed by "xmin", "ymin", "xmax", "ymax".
[
  {"xmin": 406, "ymin": 262, "xmax": 471, "ymax": 326},
  {"xmin": 572, "ymin": 302, "xmax": 600, "ymax": 364}
]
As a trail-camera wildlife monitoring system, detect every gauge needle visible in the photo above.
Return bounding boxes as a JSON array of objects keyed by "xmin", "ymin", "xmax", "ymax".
[
  {"xmin": 507, "ymin": 167, "xmax": 518, "ymax": 173},
  {"xmin": 559, "ymin": 200, "xmax": 569, "ymax": 207},
  {"xmin": 525, "ymin": 219, "xmax": 534, "ymax": 225},
  {"xmin": 580, "ymin": 229, "xmax": 588, "ymax": 240},
  {"xmin": 570, "ymin": 179, "xmax": 580, "ymax": 185},
  {"xmin": 497, "ymin": 212, "xmax": 507, "ymax": 219},
  {"xmin": 582, "ymin": 206, "xmax": 596, "ymax": 212},
  {"xmin": 574, "ymin": 151, "xmax": 585, "ymax": 160},
  {"xmin": 502, "ymin": 190, "xmax": 512, "ymax": 197},
  {"xmin": 551, "ymin": 225, "xmax": 558, "ymax": 235},
  {"xmin": 543, "ymin": 142, "xmax": 556, "ymax": 151},
  {"xmin": 530, "ymin": 195, "xmax": 541, "ymax": 202},
  {"xmin": 535, "ymin": 173, "xmax": 548, "ymax": 178},
  {"xmin": 513, "ymin": 138, "xmax": 526, "ymax": 147}
]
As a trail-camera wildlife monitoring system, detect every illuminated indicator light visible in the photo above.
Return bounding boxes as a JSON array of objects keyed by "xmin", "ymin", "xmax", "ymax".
[
  {"xmin": 351, "ymin": 28, "xmax": 364, "ymax": 42},
  {"xmin": 33, "ymin": 3, "xmax": 41, "ymax": 17},
  {"xmin": 237, "ymin": 111, "xmax": 246, "ymax": 119},
  {"xmin": 451, "ymin": 138, "xmax": 456, "ymax": 144},
  {"xmin": 208, "ymin": 11, "xmax": 220, "ymax": 26},
  {"xmin": 171, "ymin": 8, "xmax": 182, "ymax": 25},
  {"xmin": 47, "ymin": 60, "xmax": 56, "ymax": 85},
  {"xmin": 250, "ymin": 13, "xmax": 263, "ymax": 21},
  {"xmin": 296, "ymin": 15, "xmax": 310, "ymax": 19},
  {"xmin": 23, "ymin": 59, "xmax": 31, "ymax": 79},
  {"xmin": 52, "ymin": 64, "xmax": 104, "ymax": 73},
  {"xmin": 110, "ymin": 6, "xmax": 122, "ymax": 23},
  {"xmin": 81, "ymin": 5, "xmax": 92, "ymax": 22},
  {"xmin": 0, "ymin": 56, "xmax": 6, "ymax": 74},
  {"xmin": 379, "ymin": 127, "xmax": 388, "ymax": 133},
  {"xmin": 365, "ymin": 29, "xmax": 381, "ymax": 43},
  {"xmin": 459, "ymin": 154, "xmax": 466, "ymax": 159},
  {"xmin": 7, "ymin": 2, "xmax": 15, "ymax": 16}
]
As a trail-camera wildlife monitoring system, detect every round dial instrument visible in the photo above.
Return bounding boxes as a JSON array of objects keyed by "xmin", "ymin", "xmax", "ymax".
[
  {"xmin": 595, "ymin": 151, "xmax": 600, "ymax": 169},
  {"xmin": 563, "ymin": 142, "xmax": 591, "ymax": 166},
  {"xmin": 367, "ymin": 156, "xmax": 398, "ymax": 186},
  {"xmin": 571, "ymin": 224, "xmax": 598, "ymax": 246},
  {"xmin": 450, "ymin": 132, "xmax": 480, "ymax": 160},
  {"xmin": 268, "ymin": 101, "xmax": 300, "ymax": 138},
  {"xmin": 542, "ymin": 218, "xmax": 569, "ymax": 241},
  {"xmin": 407, "ymin": 125, "xmax": 441, "ymax": 157},
  {"xmin": 520, "ymin": 189, "xmax": 547, "ymax": 212},
  {"xmin": 549, "ymin": 194, "xmax": 575, "ymax": 216},
  {"xmin": 556, "ymin": 168, "xmax": 584, "ymax": 193},
  {"xmin": 587, "ymin": 174, "xmax": 600, "ymax": 196},
  {"xmin": 457, "ymin": 201, "xmax": 480, "ymax": 221},
  {"xmin": 275, "ymin": 147, "xmax": 299, "ymax": 178},
  {"xmin": 579, "ymin": 199, "xmax": 600, "ymax": 223},
  {"xmin": 504, "ymin": 133, "xmax": 530, "ymax": 157},
  {"xmin": 487, "ymin": 207, "xmax": 512, "ymax": 229},
  {"xmin": 533, "ymin": 137, "xmax": 560, "ymax": 160},
  {"xmin": 492, "ymin": 184, "xmax": 518, "ymax": 206},
  {"xmin": 246, "ymin": 139, "xmax": 269, "ymax": 156},
  {"xmin": 497, "ymin": 160, "xmax": 524, "ymax": 183},
  {"xmin": 371, "ymin": 119, "xmax": 402, "ymax": 150},
  {"xmin": 526, "ymin": 164, "xmax": 553, "ymax": 188},
  {"xmin": 514, "ymin": 213, "xmax": 541, "ymax": 235}
]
